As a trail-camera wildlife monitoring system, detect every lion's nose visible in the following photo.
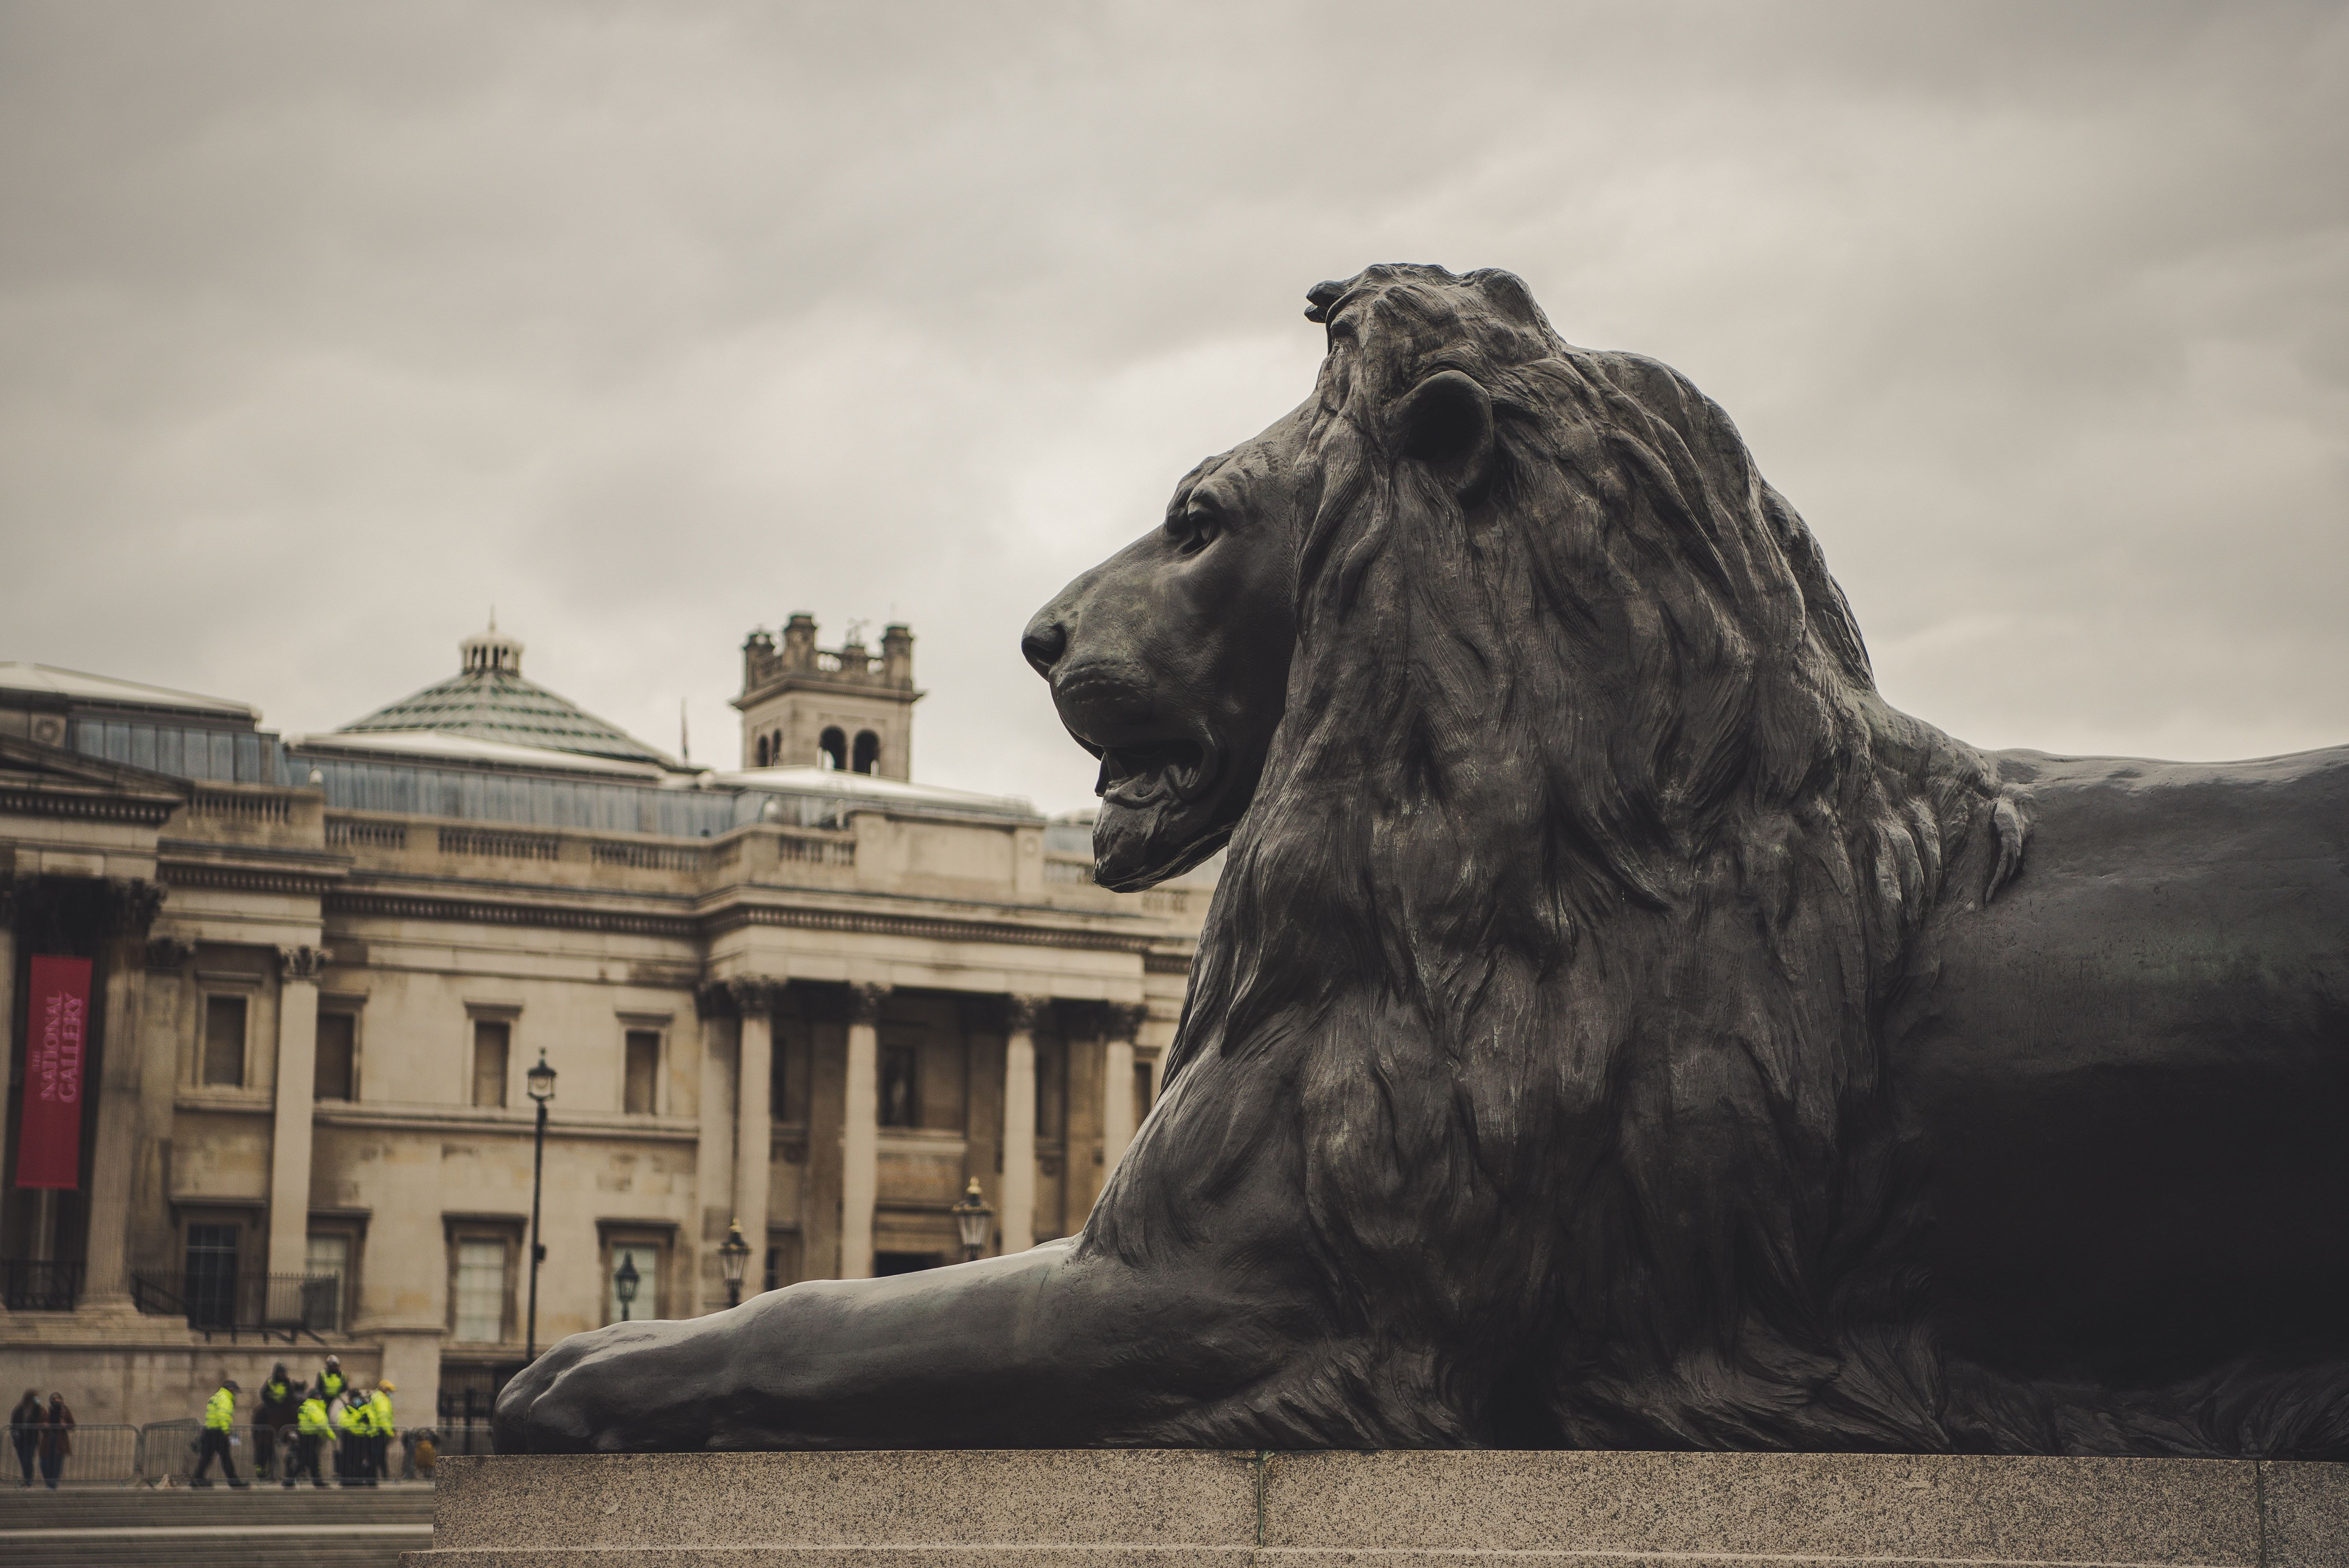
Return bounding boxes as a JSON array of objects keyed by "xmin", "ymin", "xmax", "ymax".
[{"xmin": 1021, "ymin": 614, "xmax": 1067, "ymax": 676}]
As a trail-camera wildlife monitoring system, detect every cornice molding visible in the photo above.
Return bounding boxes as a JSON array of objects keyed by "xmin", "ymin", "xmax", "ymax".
[
  {"xmin": 0, "ymin": 785, "xmax": 182, "ymax": 826},
  {"xmin": 166, "ymin": 862, "xmax": 341, "ymax": 898},
  {"xmin": 1143, "ymin": 950, "xmax": 1195, "ymax": 975},
  {"xmin": 326, "ymin": 889, "xmax": 698, "ymax": 940},
  {"xmin": 708, "ymin": 901, "xmax": 1159, "ymax": 954}
]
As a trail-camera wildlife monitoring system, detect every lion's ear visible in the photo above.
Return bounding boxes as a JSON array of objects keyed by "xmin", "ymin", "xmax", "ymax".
[{"xmin": 1390, "ymin": 369, "xmax": 1494, "ymax": 506}]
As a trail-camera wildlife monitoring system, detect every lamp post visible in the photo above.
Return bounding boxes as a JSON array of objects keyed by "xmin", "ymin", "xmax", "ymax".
[
  {"xmin": 523, "ymin": 1049, "xmax": 557, "ymax": 1361},
  {"xmin": 613, "ymin": 1252, "xmax": 639, "ymax": 1323},
  {"xmin": 951, "ymin": 1177, "xmax": 994, "ymax": 1264},
  {"xmin": 718, "ymin": 1220, "xmax": 751, "ymax": 1309}
]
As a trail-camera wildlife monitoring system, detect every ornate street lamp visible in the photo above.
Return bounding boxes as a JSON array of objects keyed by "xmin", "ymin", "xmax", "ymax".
[
  {"xmin": 523, "ymin": 1050, "xmax": 557, "ymax": 1361},
  {"xmin": 718, "ymin": 1220, "xmax": 752, "ymax": 1309},
  {"xmin": 613, "ymin": 1252, "xmax": 640, "ymax": 1323},
  {"xmin": 952, "ymin": 1178, "xmax": 994, "ymax": 1264}
]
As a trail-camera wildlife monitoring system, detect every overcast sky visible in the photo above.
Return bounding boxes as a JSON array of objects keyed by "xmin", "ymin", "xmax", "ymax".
[{"xmin": 2, "ymin": 2, "xmax": 2342, "ymax": 814}]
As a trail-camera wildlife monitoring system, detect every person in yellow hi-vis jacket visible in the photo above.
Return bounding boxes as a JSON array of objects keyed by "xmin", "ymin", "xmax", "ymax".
[
  {"xmin": 192, "ymin": 1379, "xmax": 245, "ymax": 1488},
  {"xmin": 365, "ymin": 1381, "xmax": 395, "ymax": 1484},
  {"xmin": 287, "ymin": 1387, "xmax": 332, "ymax": 1488},
  {"xmin": 332, "ymin": 1389, "xmax": 370, "ymax": 1487}
]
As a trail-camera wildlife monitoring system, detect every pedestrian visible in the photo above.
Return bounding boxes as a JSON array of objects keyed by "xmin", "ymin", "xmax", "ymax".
[
  {"xmin": 254, "ymin": 1362, "xmax": 296, "ymax": 1482},
  {"xmin": 191, "ymin": 1377, "xmax": 244, "ymax": 1488},
  {"xmin": 366, "ymin": 1380, "xmax": 395, "ymax": 1483},
  {"xmin": 36, "ymin": 1394, "xmax": 72, "ymax": 1489},
  {"xmin": 287, "ymin": 1386, "xmax": 333, "ymax": 1489},
  {"xmin": 332, "ymin": 1387, "xmax": 367, "ymax": 1486},
  {"xmin": 317, "ymin": 1356, "xmax": 347, "ymax": 1404},
  {"xmin": 9, "ymin": 1390, "xmax": 38, "ymax": 1487}
]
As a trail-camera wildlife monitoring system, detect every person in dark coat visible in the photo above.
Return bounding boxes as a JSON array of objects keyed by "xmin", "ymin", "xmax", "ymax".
[
  {"xmin": 36, "ymin": 1394, "xmax": 72, "ymax": 1489},
  {"xmin": 9, "ymin": 1390, "xmax": 39, "ymax": 1487},
  {"xmin": 254, "ymin": 1363, "xmax": 298, "ymax": 1481}
]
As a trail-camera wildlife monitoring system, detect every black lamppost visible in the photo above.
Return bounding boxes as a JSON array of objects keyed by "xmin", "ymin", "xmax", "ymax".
[
  {"xmin": 523, "ymin": 1049, "xmax": 557, "ymax": 1361},
  {"xmin": 952, "ymin": 1178, "xmax": 994, "ymax": 1264},
  {"xmin": 613, "ymin": 1253, "xmax": 639, "ymax": 1323},
  {"xmin": 718, "ymin": 1220, "xmax": 751, "ymax": 1309}
]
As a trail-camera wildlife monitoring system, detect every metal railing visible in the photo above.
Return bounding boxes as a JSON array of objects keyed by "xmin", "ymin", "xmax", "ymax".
[
  {"xmin": 0, "ymin": 1258, "xmax": 82, "ymax": 1311},
  {"xmin": 129, "ymin": 1271, "xmax": 342, "ymax": 1340},
  {"xmin": 5, "ymin": 1422, "xmax": 139, "ymax": 1487}
]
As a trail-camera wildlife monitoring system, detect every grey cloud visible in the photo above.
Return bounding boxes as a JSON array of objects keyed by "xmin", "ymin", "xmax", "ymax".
[{"xmin": 2, "ymin": 0, "xmax": 2342, "ymax": 811}]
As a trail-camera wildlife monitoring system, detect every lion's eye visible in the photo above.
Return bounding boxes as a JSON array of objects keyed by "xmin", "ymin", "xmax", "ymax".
[{"xmin": 1171, "ymin": 507, "xmax": 1220, "ymax": 556}]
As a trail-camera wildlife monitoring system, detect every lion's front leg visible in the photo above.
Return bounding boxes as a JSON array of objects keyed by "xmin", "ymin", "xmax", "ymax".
[{"xmin": 493, "ymin": 1239, "xmax": 1279, "ymax": 1452}]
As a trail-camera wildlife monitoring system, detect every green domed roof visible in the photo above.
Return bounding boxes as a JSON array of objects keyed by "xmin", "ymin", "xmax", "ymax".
[{"xmin": 340, "ymin": 625, "xmax": 680, "ymax": 770}]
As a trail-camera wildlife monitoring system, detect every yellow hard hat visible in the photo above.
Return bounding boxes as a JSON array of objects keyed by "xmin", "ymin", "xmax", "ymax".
[{"xmin": 379, "ymin": 1379, "xmax": 395, "ymax": 1392}]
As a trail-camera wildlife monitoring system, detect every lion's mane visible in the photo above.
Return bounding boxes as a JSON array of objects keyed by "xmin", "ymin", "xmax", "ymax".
[{"xmin": 1091, "ymin": 264, "xmax": 2037, "ymax": 1451}]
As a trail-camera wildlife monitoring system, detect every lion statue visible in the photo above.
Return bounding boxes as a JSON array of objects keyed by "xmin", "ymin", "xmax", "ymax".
[{"xmin": 499, "ymin": 264, "xmax": 2349, "ymax": 1459}]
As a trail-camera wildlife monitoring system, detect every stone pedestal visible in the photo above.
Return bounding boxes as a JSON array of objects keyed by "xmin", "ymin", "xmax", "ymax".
[{"xmin": 405, "ymin": 1448, "xmax": 2348, "ymax": 1568}]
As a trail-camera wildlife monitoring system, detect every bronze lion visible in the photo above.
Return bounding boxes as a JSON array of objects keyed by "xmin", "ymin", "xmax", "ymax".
[{"xmin": 498, "ymin": 264, "xmax": 2349, "ymax": 1458}]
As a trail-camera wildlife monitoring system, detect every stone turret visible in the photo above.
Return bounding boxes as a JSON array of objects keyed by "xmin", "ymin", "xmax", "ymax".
[{"xmin": 734, "ymin": 616, "xmax": 922, "ymax": 778}]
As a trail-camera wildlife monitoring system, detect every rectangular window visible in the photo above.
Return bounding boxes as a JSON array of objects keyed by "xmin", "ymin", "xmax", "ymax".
[
  {"xmin": 315, "ymin": 1013, "xmax": 356, "ymax": 1101},
  {"xmin": 623, "ymin": 1030, "xmax": 660, "ymax": 1115},
  {"xmin": 472, "ymin": 1021, "xmax": 510, "ymax": 1108},
  {"xmin": 879, "ymin": 1044, "xmax": 918, "ymax": 1128},
  {"xmin": 202, "ymin": 996, "xmax": 247, "ymax": 1087},
  {"xmin": 452, "ymin": 1239, "xmax": 508, "ymax": 1342},
  {"xmin": 184, "ymin": 1222, "xmax": 239, "ymax": 1327},
  {"xmin": 604, "ymin": 1241, "xmax": 661, "ymax": 1324},
  {"xmin": 303, "ymin": 1233, "xmax": 350, "ymax": 1332},
  {"xmin": 1134, "ymin": 1059, "xmax": 1155, "ymax": 1123}
]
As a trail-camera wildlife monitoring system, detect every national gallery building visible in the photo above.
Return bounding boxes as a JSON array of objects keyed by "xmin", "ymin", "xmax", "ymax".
[{"xmin": 0, "ymin": 619, "xmax": 1207, "ymax": 1431}]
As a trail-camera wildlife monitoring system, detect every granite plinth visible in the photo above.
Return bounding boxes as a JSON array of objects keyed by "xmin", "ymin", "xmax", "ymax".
[{"xmin": 406, "ymin": 1450, "xmax": 2349, "ymax": 1568}]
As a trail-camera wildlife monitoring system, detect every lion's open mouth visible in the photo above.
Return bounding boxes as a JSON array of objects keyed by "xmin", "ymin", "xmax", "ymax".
[{"xmin": 1097, "ymin": 738, "xmax": 1211, "ymax": 809}]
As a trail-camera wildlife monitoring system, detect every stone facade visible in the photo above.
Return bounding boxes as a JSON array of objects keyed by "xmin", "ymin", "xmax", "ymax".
[{"xmin": 0, "ymin": 633, "xmax": 1202, "ymax": 1435}]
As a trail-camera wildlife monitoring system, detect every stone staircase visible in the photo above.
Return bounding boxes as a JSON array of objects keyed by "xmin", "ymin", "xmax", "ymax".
[{"xmin": 0, "ymin": 1480, "xmax": 434, "ymax": 1568}]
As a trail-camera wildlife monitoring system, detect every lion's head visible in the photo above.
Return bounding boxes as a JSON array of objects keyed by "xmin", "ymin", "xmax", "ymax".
[{"xmin": 1035, "ymin": 265, "xmax": 2030, "ymax": 1446}]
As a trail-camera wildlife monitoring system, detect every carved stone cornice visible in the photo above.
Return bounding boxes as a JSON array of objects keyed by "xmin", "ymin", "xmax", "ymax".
[
  {"xmin": 1142, "ymin": 950, "xmax": 1194, "ymax": 975},
  {"xmin": 1005, "ymin": 995, "xmax": 1052, "ymax": 1035},
  {"xmin": 165, "ymin": 862, "xmax": 341, "ymax": 898},
  {"xmin": 706, "ymin": 902, "xmax": 1158, "ymax": 955},
  {"xmin": 144, "ymin": 936, "xmax": 196, "ymax": 972},
  {"xmin": 847, "ymin": 983, "xmax": 890, "ymax": 1027},
  {"xmin": 278, "ymin": 945, "xmax": 331, "ymax": 982},
  {"xmin": 327, "ymin": 889, "xmax": 696, "ymax": 940}
]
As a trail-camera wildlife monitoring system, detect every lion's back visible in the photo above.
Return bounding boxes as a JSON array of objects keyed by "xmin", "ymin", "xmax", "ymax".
[{"xmin": 1890, "ymin": 744, "xmax": 2349, "ymax": 1387}]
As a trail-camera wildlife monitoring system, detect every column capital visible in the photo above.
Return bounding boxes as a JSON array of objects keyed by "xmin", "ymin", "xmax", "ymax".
[
  {"xmin": 1104, "ymin": 1002, "xmax": 1151, "ymax": 1042},
  {"xmin": 726, "ymin": 977, "xmax": 781, "ymax": 1017},
  {"xmin": 144, "ymin": 935, "xmax": 196, "ymax": 972},
  {"xmin": 846, "ymin": 983, "xmax": 890, "ymax": 1027},
  {"xmin": 106, "ymin": 878, "xmax": 164, "ymax": 939},
  {"xmin": 1005, "ymin": 994, "xmax": 1053, "ymax": 1034},
  {"xmin": 277, "ymin": 944, "xmax": 330, "ymax": 982}
]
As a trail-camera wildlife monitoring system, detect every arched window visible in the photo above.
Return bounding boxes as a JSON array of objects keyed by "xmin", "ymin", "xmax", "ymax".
[
  {"xmin": 818, "ymin": 727, "xmax": 847, "ymax": 771},
  {"xmin": 754, "ymin": 734, "xmax": 771, "ymax": 767},
  {"xmin": 851, "ymin": 730, "xmax": 880, "ymax": 775}
]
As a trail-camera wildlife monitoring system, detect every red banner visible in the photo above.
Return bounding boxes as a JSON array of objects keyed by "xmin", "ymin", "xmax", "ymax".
[{"xmin": 15, "ymin": 955, "xmax": 92, "ymax": 1190}]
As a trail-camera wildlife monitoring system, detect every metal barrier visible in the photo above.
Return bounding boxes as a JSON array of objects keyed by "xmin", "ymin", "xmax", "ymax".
[
  {"xmin": 135, "ymin": 1421, "xmax": 436, "ymax": 1486},
  {"xmin": 127, "ymin": 1271, "xmax": 342, "ymax": 1339},
  {"xmin": 0, "ymin": 1259, "xmax": 83, "ymax": 1311},
  {"xmin": 4, "ymin": 1421, "xmax": 141, "ymax": 1487}
]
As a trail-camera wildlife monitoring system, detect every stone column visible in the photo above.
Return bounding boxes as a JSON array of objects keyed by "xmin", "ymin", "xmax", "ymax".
[
  {"xmin": 81, "ymin": 880, "xmax": 163, "ymax": 1308},
  {"xmin": 840, "ymin": 984, "xmax": 887, "ymax": 1280},
  {"xmin": 731, "ymin": 980, "xmax": 774, "ymax": 1293},
  {"xmin": 1101, "ymin": 1003, "xmax": 1147, "ymax": 1174},
  {"xmin": 133, "ymin": 937, "xmax": 196, "ymax": 1280},
  {"xmin": 693, "ymin": 984, "xmax": 737, "ymax": 1313},
  {"xmin": 1001, "ymin": 996, "xmax": 1048, "ymax": 1255},
  {"xmin": 266, "ymin": 946, "xmax": 327, "ymax": 1281}
]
